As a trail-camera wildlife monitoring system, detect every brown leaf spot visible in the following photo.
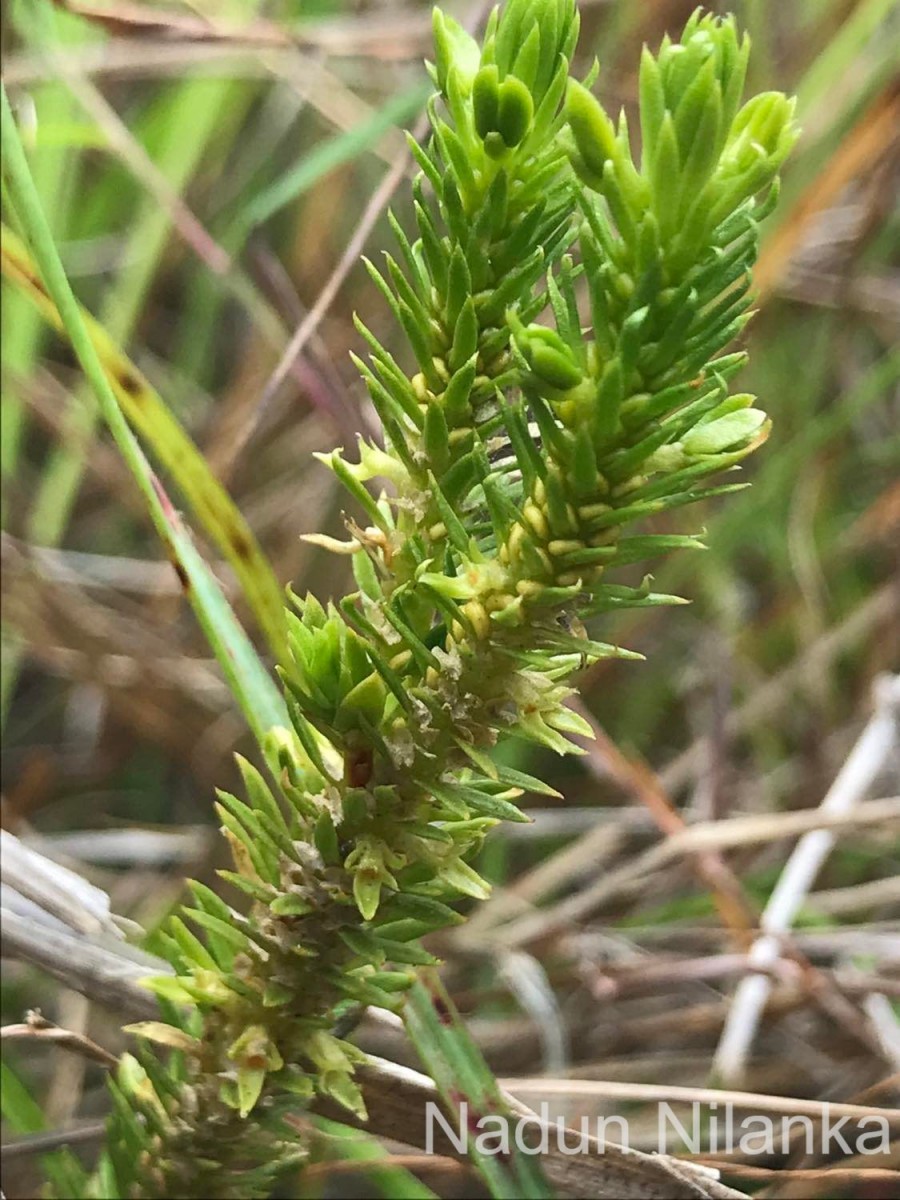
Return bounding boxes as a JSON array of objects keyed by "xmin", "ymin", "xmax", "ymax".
[
  {"xmin": 115, "ymin": 367, "xmax": 144, "ymax": 400},
  {"xmin": 229, "ymin": 526, "xmax": 253, "ymax": 561},
  {"xmin": 23, "ymin": 268, "xmax": 49, "ymax": 298},
  {"xmin": 171, "ymin": 559, "xmax": 190, "ymax": 592},
  {"xmin": 432, "ymin": 994, "xmax": 453, "ymax": 1025}
]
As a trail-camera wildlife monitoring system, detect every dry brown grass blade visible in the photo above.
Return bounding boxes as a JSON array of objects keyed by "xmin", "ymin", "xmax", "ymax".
[
  {"xmin": 4, "ymin": 366, "xmax": 144, "ymax": 516},
  {"xmin": 568, "ymin": 699, "xmax": 758, "ymax": 940},
  {"xmin": 755, "ymin": 80, "xmax": 900, "ymax": 300},
  {"xmin": 54, "ymin": 0, "xmax": 299, "ymax": 44},
  {"xmin": 498, "ymin": 1077, "xmax": 900, "ymax": 1123},
  {"xmin": 0, "ymin": 1122, "xmax": 108, "ymax": 1163},
  {"xmin": 2, "ymin": 40, "xmax": 421, "ymax": 86},
  {"xmin": 467, "ymin": 581, "xmax": 898, "ymax": 945},
  {"xmin": 637, "ymin": 578, "xmax": 899, "ymax": 801},
  {"xmin": 33, "ymin": 45, "xmax": 232, "ymax": 276},
  {"xmin": 242, "ymin": 139, "xmax": 426, "ymax": 466},
  {"xmin": 1, "ymin": 228, "xmax": 290, "ymax": 665},
  {"xmin": 55, "ymin": 0, "xmax": 434, "ymax": 58},
  {"xmin": 1, "ymin": 540, "xmax": 233, "ymax": 769},
  {"xmin": 2, "ymin": 540, "xmax": 228, "ymax": 704},
  {"xmin": 489, "ymin": 794, "xmax": 899, "ymax": 948},
  {"xmin": 244, "ymin": 0, "xmax": 493, "ymax": 469},
  {"xmin": 696, "ymin": 1163, "xmax": 900, "ymax": 1186},
  {"xmin": 1, "ymin": 1012, "xmax": 118, "ymax": 1070},
  {"xmin": 316, "ymin": 1055, "xmax": 748, "ymax": 1200}
]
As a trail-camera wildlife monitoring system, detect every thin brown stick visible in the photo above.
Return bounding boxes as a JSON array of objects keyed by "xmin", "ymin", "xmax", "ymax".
[
  {"xmin": 243, "ymin": 0, "xmax": 493, "ymax": 469},
  {"xmin": 498, "ymin": 1077, "xmax": 900, "ymax": 1123},
  {"xmin": 1, "ymin": 1011, "xmax": 118, "ymax": 1069},
  {"xmin": 755, "ymin": 82, "xmax": 900, "ymax": 299},
  {"xmin": 52, "ymin": 69, "xmax": 231, "ymax": 277},
  {"xmin": 569, "ymin": 697, "xmax": 758, "ymax": 941},
  {"xmin": 695, "ymin": 1163, "xmax": 900, "ymax": 1184},
  {"xmin": 0, "ymin": 1121, "xmax": 108, "ymax": 1161},
  {"xmin": 488, "ymin": 796, "xmax": 900, "ymax": 947},
  {"xmin": 298, "ymin": 1152, "xmax": 470, "ymax": 1181}
]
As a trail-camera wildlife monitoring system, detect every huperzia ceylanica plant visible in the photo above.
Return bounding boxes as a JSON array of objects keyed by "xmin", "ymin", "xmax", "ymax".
[{"xmin": 67, "ymin": 4, "xmax": 797, "ymax": 1197}]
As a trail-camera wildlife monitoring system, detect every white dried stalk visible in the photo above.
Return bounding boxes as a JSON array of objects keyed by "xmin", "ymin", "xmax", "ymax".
[{"xmin": 713, "ymin": 673, "xmax": 900, "ymax": 1083}]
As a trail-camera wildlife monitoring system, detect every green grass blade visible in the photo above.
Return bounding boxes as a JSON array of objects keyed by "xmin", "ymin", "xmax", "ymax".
[
  {"xmin": 0, "ymin": 1059, "xmax": 50, "ymax": 1134},
  {"xmin": 237, "ymin": 82, "xmax": 430, "ymax": 234},
  {"xmin": 0, "ymin": 84, "xmax": 288, "ymax": 748},
  {"xmin": 312, "ymin": 1117, "xmax": 439, "ymax": 1199},
  {"xmin": 0, "ymin": 224, "xmax": 290, "ymax": 667},
  {"xmin": 1, "ymin": 32, "xmax": 247, "ymax": 720},
  {"xmin": 795, "ymin": 0, "xmax": 896, "ymax": 116},
  {"xmin": 405, "ymin": 972, "xmax": 555, "ymax": 1200},
  {"xmin": 0, "ymin": 1060, "xmax": 89, "ymax": 1196},
  {"xmin": 0, "ymin": 2, "xmax": 85, "ymax": 493},
  {"xmin": 24, "ymin": 75, "xmax": 230, "ymax": 549}
]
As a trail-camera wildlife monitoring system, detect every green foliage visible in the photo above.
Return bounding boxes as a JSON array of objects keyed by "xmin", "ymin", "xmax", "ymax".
[
  {"xmin": 0, "ymin": 90, "xmax": 290, "ymax": 755},
  {"xmin": 4, "ymin": 3, "xmax": 797, "ymax": 1196},
  {"xmin": 0, "ymin": 226, "xmax": 291, "ymax": 669},
  {"xmin": 406, "ymin": 972, "xmax": 555, "ymax": 1199}
]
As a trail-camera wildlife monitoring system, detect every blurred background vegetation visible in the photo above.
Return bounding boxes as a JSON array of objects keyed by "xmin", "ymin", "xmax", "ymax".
[{"xmin": 2, "ymin": 0, "xmax": 898, "ymax": 1197}]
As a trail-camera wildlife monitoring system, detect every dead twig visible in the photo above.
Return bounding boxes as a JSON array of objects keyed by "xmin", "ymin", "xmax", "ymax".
[
  {"xmin": 245, "ymin": 0, "xmax": 494, "ymax": 469},
  {"xmin": 2, "ymin": 1010, "xmax": 118, "ymax": 1069},
  {"xmin": 713, "ymin": 675, "xmax": 900, "ymax": 1084},
  {"xmin": 498, "ymin": 1077, "xmax": 900, "ymax": 1124}
]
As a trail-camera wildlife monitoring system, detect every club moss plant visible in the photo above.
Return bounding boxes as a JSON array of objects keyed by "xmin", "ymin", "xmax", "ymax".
[{"xmin": 52, "ymin": 3, "xmax": 797, "ymax": 1196}]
